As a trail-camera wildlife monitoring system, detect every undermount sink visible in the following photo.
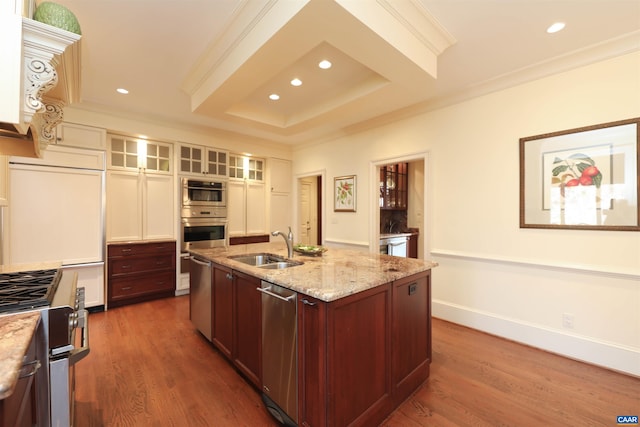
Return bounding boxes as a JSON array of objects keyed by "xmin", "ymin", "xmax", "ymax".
[{"xmin": 228, "ymin": 253, "xmax": 303, "ymax": 269}]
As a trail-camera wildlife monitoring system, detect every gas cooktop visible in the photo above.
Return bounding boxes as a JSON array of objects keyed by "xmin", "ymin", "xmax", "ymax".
[{"xmin": 0, "ymin": 268, "xmax": 61, "ymax": 313}]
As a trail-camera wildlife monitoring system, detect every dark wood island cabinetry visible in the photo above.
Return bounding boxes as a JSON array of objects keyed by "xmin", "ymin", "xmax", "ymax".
[
  {"xmin": 211, "ymin": 263, "xmax": 262, "ymax": 389},
  {"xmin": 298, "ymin": 271, "xmax": 431, "ymax": 427},
  {"xmin": 189, "ymin": 242, "xmax": 437, "ymax": 427}
]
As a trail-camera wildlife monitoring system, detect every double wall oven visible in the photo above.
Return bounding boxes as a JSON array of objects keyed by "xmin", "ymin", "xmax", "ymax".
[
  {"xmin": 180, "ymin": 178, "xmax": 229, "ymax": 273},
  {"xmin": 0, "ymin": 267, "xmax": 89, "ymax": 426}
]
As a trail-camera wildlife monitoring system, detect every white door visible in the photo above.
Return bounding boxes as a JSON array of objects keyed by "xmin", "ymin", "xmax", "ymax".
[{"xmin": 299, "ymin": 180, "xmax": 311, "ymax": 245}]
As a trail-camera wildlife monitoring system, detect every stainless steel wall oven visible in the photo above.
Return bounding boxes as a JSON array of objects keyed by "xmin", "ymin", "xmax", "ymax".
[{"xmin": 181, "ymin": 177, "xmax": 226, "ymax": 208}]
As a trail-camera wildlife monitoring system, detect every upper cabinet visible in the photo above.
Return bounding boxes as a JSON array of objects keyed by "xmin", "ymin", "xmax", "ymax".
[
  {"xmin": 380, "ymin": 163, "xmax": 408, "ymax": 210},
  {"xmin": 108, "ymin": 135, "xmax": 172, "ymax": 174},
  {"xmin": 106, "ymin": 135, "xmax": 174, "ymax": 242},
  {"xmin": 178, "ymin": 143, "xmax": 228, "ymax": 177},
  {"xmin": 229, "ymin": 154, "xmax": 264, "ymax": 181},
  {"xmin": 228, "ymin": 154, "xmax": 266, "ymax": 237},
  {"xmin": 55, "ymin": 122, "xmax": 106, "ymax": 150}
]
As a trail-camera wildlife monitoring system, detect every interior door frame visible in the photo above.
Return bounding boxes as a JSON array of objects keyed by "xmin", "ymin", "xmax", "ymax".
[
  {"xmin": 294, "ymin": 169, "xmax": 326, "ymax": 246},
  {"xmin": 370, "ymin": 152, "xmax": 431, "ymax": 258}
]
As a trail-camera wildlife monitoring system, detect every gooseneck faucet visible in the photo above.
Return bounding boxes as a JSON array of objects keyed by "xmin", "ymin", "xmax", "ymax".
[{"xmin": 272, "ymin": 226, "xmax": 294, "ymax": 258}]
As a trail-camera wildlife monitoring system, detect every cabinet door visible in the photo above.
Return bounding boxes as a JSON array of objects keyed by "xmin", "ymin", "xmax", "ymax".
[
  {"xmin": 179, "ymin": 144, "xmax": 203, "ymax": 175},
  {"xmin": 392, "ymin": 271, "xmax": 431, "ymax": 398},
  {"xmin": 227, "ymin": 180, "xmax": 246, "ymax": 237},
  {"xmin": 106, "ymin": 170, "xmax": 142, "ymax": 241},
  {"xmin": 212, "ymin": 266, "xmax": 234, "ymax": 359},
  {"xmin": 298, "ymin": 295, "xmax": 327, "ymax": 427},
  {"xmin": 269, "ymin": 158, "xmax": 291, "ymax": 193},
  {"xmin": 205, "ymin": 149, "xmax": 228, "ymax": 177},
  {"xmin": 143, "ymin": 173, "xmax": 174, "ymax": 240},
  {"xmin": 246, "ymin": 181, "xmax": 266, "ymax": 235},
  {"xmin": 55, "ymin": 122, "xmax": 106, "ymax": 150},
  {"xmin": 233, "ymin": 271, "xmax": 261, "ymax": 388},
  {"xmin": 327, "ymin": 285, "xmax": 392, "ymax": 426}
]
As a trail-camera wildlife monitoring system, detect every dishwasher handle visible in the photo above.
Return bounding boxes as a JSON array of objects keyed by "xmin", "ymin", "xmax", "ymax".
[
  {"xmin": 190, "ymin": 256, "xmax": 212, "ymax": 267},
  {"xmin": 256, "ymin": 286, "xmax": 296, "ymax": 302}
]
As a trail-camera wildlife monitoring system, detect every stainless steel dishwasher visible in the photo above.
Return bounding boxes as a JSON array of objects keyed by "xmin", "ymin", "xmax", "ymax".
[
  {"xmin": 189, "ymin": 256, "xmax": 212, "ymax": 341},
  {"xmin": 258, "ymin": 280, "xmax": 297, "ymax": 426}
]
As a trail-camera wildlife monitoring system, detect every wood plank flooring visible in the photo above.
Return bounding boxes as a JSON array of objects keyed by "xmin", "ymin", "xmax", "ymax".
[{"xmin": 75, "ymin": 295, "xmax": 639, "ymax": 426}]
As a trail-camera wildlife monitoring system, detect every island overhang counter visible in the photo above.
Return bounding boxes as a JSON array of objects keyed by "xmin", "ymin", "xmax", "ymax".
[{"xmin": 188, "ymin": 242, "xmax": 438, "ymax": 427}]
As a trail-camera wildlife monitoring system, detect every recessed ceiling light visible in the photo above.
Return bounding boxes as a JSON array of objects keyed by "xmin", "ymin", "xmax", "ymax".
[
  {"xmin": 116, "ymin": 88, "xmax": 129, "ymax": 94},
  {"xmin": 290, "ymin": 78, "xmax": 302, "ymax": 87},
  {"xmin": 269, "ymin": 93, "xmax": 280, "ymax": 100},
  {"xmin": 318, "ymin": 60, "xmax": 332, "ymax": 69},
  {"xmin": 547, "ymin": 22, "xmax": 565, "ymax": 34}
]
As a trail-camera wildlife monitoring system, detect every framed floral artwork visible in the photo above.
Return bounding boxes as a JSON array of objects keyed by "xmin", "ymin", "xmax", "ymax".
[
  {"xmin": 334, "ymin": 175, "xmax": 356, "ymax": 212},
  {"xmin": 519, "ymin": 117, "xmax": 639, "ymax": 231}
]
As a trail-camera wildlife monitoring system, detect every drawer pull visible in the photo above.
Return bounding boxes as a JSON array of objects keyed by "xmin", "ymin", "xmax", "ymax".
[
  {"xmin": 121, "ymin": 248, "xmax": 132, "ymax": 253},
  {"xmin": 302, "ymin": 298, "xmax": 316, "ymax": 306},
  {"xmin": 121, "ymin": 286, "xmax": 132, "ymax": 291},
  {"xmin": 121, "ymin": 264, "xmax": 131, "ymax": 269}
]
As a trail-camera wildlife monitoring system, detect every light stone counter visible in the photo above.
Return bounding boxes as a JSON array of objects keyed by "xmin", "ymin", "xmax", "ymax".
[
  {"xmin": 189, "ymin": 242, "xmax": 438, "ymax": 302},
  {"xmin": 0, "ymin": 261, "xmax": 61, "ymax": 274},
  {"xmin": 0, "ymin": 311, "xmax": 40, "ymax": 400}
]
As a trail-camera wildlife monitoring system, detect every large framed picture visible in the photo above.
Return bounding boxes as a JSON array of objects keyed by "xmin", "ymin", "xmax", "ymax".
[
  {"xmin": 519, "ymin": 118, "xmax": 639, "ymax": 231},
  {"xmin": 334, "ymin": 175, "xmax": 356, "ymax": 212}
]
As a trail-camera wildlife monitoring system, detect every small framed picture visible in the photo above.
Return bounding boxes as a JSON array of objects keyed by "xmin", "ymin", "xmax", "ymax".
[
  {"xmin": 334, "ymin": 175, "xmax": 356, "ymax": 212},
  {"xmin": 519, "ymin": 117, "xmax": 639, "ymax": 231}
]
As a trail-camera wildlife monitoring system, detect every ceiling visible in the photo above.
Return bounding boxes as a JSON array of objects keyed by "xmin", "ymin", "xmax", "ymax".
[{"xmin": 51, "ymin": 0, "xmax": 640, "ymax": 145}]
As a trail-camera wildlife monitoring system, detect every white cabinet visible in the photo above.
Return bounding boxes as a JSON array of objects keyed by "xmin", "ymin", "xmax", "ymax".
[
  {"xmin": 109, "ymin": 135, "xmax": 172, "ymax": 173},
  {"xmin": 62, "ymin": 263, "xmax": 105, "ymax": 309},
  {"xmin": 228, "ymin": 180, "xmax": 266, "ymax": 237},
  {"xmin": 106, "ymin": 170, "xmax": 174, "ymax": 242},
  {"xmin": 269, "ymin": 158, "xmax": 292, "ymax": 193},
  {"xmin": 268, "ymin": 158, "xmax": 292, "ymax": 238},
  {"xmin": 0, "ymin": 156, "xmax": 8, "ymax": 206},
  {"xmin": 55, "ymin": 122, "xmax": 106, "ymax": 150},
  {"xmin": 106, "ymin": 134, "xmax": 174, "ymax": 242},
  {"xmin": 178, "ymin": 143, "xmax": 228, "ymax": 177}
]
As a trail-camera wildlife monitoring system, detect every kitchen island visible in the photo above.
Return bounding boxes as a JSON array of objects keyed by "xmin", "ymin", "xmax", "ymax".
[{"xmin": 189, "ymin": 242, "xmax": 438, "ymax": 427}]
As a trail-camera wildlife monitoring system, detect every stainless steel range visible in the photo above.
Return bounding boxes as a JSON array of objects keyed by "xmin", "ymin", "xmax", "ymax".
[{"xmin": 0, "ymin": 267, "xmax": 89, "ymax": 427}]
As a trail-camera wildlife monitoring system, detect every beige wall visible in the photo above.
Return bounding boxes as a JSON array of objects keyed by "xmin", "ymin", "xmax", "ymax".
[{"xmin": 291, "ymin": 51, "xmax": 640, "ymax": 375}]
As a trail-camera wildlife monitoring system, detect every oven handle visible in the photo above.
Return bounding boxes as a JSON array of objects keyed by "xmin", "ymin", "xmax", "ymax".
[{"xmin": 69, "ymin": 309, "xmax": 90, "ymax": 365}]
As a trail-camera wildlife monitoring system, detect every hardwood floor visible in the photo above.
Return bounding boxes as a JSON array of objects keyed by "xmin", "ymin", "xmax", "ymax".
[{"xmin": 76, "ymin": 295, "xmax": 639, "ymax": 426}]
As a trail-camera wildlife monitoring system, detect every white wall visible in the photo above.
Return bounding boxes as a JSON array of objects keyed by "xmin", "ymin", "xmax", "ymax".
[{"xmin": 292, "ymin": 51, "xmax": 640, "ymax": 375}]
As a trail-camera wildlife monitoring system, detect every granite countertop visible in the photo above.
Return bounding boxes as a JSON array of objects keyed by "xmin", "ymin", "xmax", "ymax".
[
  {"xmin": 0, "ymin": 261, "xmax": 61, "ymax": 274},
  {"xmin": 0, "ymin": 312, "xmax": 40, "ymax": 400},
  {"xmin": 189, "ymin": 242, "xmax": 438, "ymax": 302}
]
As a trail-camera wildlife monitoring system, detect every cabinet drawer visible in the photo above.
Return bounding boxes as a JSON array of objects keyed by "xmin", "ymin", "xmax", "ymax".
[
  {"xmin": 109, "ymin": 255, "xmax": 175, "ymax": 276},
  {"xmin": 110, "ymin": 271, "xmax": 175, "ymax": 301},
  {"xmin": 108, "ymin": 241, "xmax": 175, "ymax": 258}
]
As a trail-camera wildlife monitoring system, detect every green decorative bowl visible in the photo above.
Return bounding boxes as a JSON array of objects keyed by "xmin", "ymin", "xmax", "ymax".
[{"xmin": 33, "ymin": 2, "xmax": 82, "ymax": 35}]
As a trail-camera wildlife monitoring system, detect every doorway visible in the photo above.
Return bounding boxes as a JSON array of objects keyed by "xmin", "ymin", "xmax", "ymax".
[
  {"xmin": 373, "ymin": 155, "xmax": 427, "ymax": 259},
  {"xmin": 297, "ymin": 175, "xmax": 322, "ymax": 245}
]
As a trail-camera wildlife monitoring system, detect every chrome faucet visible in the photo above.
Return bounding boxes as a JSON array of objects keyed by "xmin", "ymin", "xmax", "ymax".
[{"xmin": 272, "ymin": 226, "xmax": 294, "ymax": 258}]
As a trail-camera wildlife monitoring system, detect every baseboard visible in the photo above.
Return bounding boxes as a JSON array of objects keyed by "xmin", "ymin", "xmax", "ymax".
[{"xmin": 433, "ymin": 300, "xmax": 640, "ymax": 377}]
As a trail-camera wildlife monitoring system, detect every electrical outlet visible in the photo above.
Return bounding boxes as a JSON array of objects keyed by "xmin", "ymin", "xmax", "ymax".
[{"xmin": 562, "ymin": 313, "xmax": 575, "ymax": 329}]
